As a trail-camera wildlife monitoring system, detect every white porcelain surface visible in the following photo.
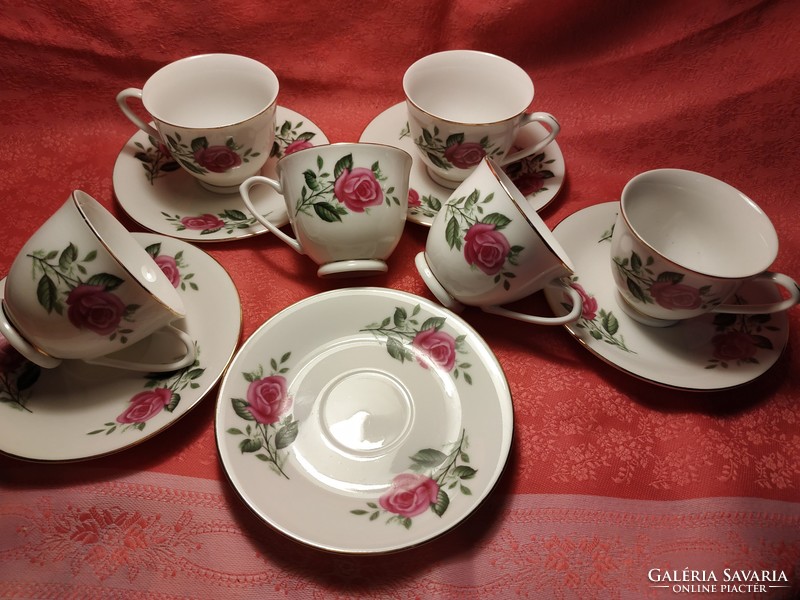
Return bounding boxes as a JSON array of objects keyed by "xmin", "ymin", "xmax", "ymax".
[
  {"xmin": 611, "ymin": 169, "xmax": 798, "ymax": 323},
  {"xmin": 238, "ymin": 143, "xmax": 411, "ymax": 278},
  {"xmin": 543, "ymin": 202, "xmax": 789, "ymax": 390},
  {"xmin": 402, "ymin": 50, "xmax": 559, "ymax": 187},
  {"xmin": 3, "ymin": 191, "xmax": 188, "ymax": 367},
  {"xmin": 0, "ymin": 233, "xmax": 241, "ymax": 461},
  {"xmin": 113, "ymin": 106, "xmax": 329, "ymax": 242},
  {"xmin": 359, "ymin": 102, "xmax": 564, "ymax": 226},
  {"xmin": 117, "ymin": 54, "xmax": 279, "ymax": 192},
  {"xmin": 215, "ymin": 287, "xmax": 513, "ymax": 553}
]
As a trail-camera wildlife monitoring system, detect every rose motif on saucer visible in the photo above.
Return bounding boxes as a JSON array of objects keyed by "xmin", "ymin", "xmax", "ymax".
[
  {"xmin": 351, "ymin": 428, "xmax": 476, "ymax": 528},
  {"xmin": 360, "ymin": 304, "xmax": 473, "ymax": 383},
  {"xmin": 707, "ymin": 310, "xmax": 777, "ymax": 369},
  {"xmin": 144, "ymin": 242, "xmax": 198, "ymax": 292},
  {"xmin": 226, "ymin": 352, "xmax": 299, "ymax": 479},
  {"xmin": 271, "ymin": 118, "xmax": 317, "ymax": 159},
  {"xmin": 0, "ymin": 339, "xmax": 40, "ymax": 413}
]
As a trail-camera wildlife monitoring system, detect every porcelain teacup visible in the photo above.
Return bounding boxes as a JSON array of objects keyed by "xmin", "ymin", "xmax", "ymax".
[
  {"xmin": 416, "ymin": 158, "xmax": 582, "ymax": 324},
  {"xmin": 117, "ymin": 53, "xmax": 279, "ymax": 194},
  {"xmin": 403, "ymin": 49, "xmax": 560, "ymax": 189},
  {"xmin": 239, "ymin": 142, "xmax": 412, "ymax": 278},
  {"xmin": 611, "ymin": 169, "xmax": 800, "ymax": 326},
  {"xmin": 1, "ymin": 191, "xmax": 196, "ymax": 372}
]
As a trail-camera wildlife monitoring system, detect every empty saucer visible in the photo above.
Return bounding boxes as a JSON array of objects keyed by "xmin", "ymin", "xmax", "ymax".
[
  {"xmin": 359, "ymin": 102, "xmax": 565, "ymax": 226},
  {"xmin": 542, "ymin": 202, "xmax": 789, "ymax": 390},
  {"xmin": 113, "ymin": 106, "xmax": 329, "ymax": 242}
]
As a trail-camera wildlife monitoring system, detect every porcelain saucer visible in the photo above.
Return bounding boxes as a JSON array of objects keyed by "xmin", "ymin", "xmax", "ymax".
[
  {"xmin": 0, "ymin": 233, "xmax": 241, "ymax": 461},
  {"xmin": 359, "ymin": 102, "xmax": 565, "ymax": 226},
  {"xmin": 543, "ymin": 202, "xmax": 789, "ymax": 391},
  {"xmin": 113, "ymin": 107, "xmax": 329, "ymax": 242},
  {"xmin": 215, "ymin": 287, "xmax": 513, "ymax": 554}
]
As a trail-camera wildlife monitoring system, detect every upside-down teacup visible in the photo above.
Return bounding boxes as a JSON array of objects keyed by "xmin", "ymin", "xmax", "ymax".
[
  {"xmin": 239, "ymin": 142, "xmax": 412, "ymax": 277},
  {"xmin": 1, "ymin": 191, "xmax": 196, "ymax": 371},
  {"xmin": 610, "ymin": 168, "xmax": 800, "ymax": 326},
  {"xmin": 117, "ymin": 53, "xmax": 279, "ymax": 193},
  {"xmin": 416, "ymin": 158, "xmax": 582, "ymax": 324}
]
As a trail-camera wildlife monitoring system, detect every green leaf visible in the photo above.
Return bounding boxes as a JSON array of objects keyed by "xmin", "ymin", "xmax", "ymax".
[
  {"xmin": 420, "ymin": 316, "xmax": 446, "ymax": 331},
  {"xmin": 222, "ymin": 209, "xmax": 248, "ymax": 221},
  {"xmin": 602, "ymin": 311, "xmax": 619, "ymax": 336},
  {"xmin": 481, "ymin": 212, "xmax": 512, "ymax": 229},
  {"xmin": 432, "ymin": 489, "xmax": 450, "ymax": 516},
  {"xmin": 351, "ymin": 509, "xmax": 369, "ymax": 515},
  {"xmin": 630, "ymin": 252, "xmax": 643, "ymax": 272},
  {"xmin": 313, "ymin": 202, "xmax": 344, "ymax": 222},
  {"xmin": 445, "ymin": 216, "xmax": 460, "ymax": 250},
  {"xmin": 465, "ymin": 189, "xmax": 480, "ymax": 208},
  {"xmin": 453, "ymin": 465, "xmax": 477, "ymax": 480},
  {"xmin": 626, "ymin": 278, "xmax": 648, "ymax": 303},
  {"xmin": 393, "ymin": 307, "xmax": 407, "ymax": 327},
  {"xmin": 275, "ymin": 419, "xmax": 299, "ymax": 449},
  {"xmin": 165, "ymin": 392, "xmax": 180, "ymax": 412},
  {"xmin": 386, "ymin": 337, "xmax": 407, "ymax": 362},
  {"xmin": 58, "ymin": 243, "xmax": 78, "ymax": 270},
  {"xmin": 85, "ymin": 272, "xmax": 125, "ymax": 291},
  {"xmin": 303, "ymin": 169, "xmax": 319, "ymax": 190},
  {"xmin": 445, "ymin": 133, "xmax": 464, "ymax": 147},
  {"xmin": 333, "ymin": 154, "xmax": 353, "ymax": 179},
  {"xmin": 227, "ymin": 428, "xmax": 244, "ymax": 435},
  {"xmin": 231, "ymin": 398, "xmax": 255, "ymax": 421},
  {"xmin": 144, "ymin": 243, "xmax": 161, "ymax": 258},
  {"xmin": 36, "ymin": 274, "xmax": 58, "ymax": 313},
  {"xmin": 656, "ymin": 271, "xmax": 685, "ymax": 284},
  {"xmin": 409, "ymin": 448, "xmax": 447, "ymax": 468},
  {"xmin": 190, "ymin": 137, "xmax": 209, "ymax": 153},
  {"xmin": 239, "ymin": 438, "xmax": 262, "ymax": 453}
]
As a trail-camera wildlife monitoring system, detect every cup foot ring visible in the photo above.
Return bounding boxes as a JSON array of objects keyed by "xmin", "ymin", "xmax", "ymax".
[
  {"xmin": 614, "ymin": 290, "xmax": 679, "ymax": 328},
  {"xmin": 317, "ymin": 259, "xmax": 388, "ymax": 278}
]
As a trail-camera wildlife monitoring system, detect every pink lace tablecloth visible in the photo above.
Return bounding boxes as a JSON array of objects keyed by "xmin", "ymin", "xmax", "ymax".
[{"xmin": 1, "ymin": 1, "xmax": 799, "ymax": 598}]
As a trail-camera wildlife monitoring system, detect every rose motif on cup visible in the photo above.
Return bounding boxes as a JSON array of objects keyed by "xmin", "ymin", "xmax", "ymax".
[
  {"xmin": 611, "ymin": 251, "xmax": 720, "ymax": 312},
  {"xmin": 293, "ymin": 153, "xmax": 402, "ymax": 222},
  {"xmin": 351, "ymin": 429, "xmax": 475, "ymax": 528},
  {"xmin": 227, "ymin": 352, "xmax": 299, "ymax": 479},
  {"xmin": 443, "ymin": 188, "xmax": 523, "ymax": 290},
  {"xmin": 707, "ymin": 310, "xmax": 776, "ymax": 369},
  {"xmin": 26, "ymin": 243, "xmax": 139, "ymax": 343},
  {"xmin": 413, "ymin": 129, "xmax": 503, "ymax": 171},
  {"xmin": 162, "ymin": 134, "xmax": 259, "ymax": 176},
  {"xmin": 88, "ymin": 344, "xmax": 204, "ymax": 435},
  {"xmin": 360, "ymin": 304, "xmax": 473, "ymax": 383},
  {"xmin": 144, "ymin": 243, "xmax": 198, "ymax": 292}
]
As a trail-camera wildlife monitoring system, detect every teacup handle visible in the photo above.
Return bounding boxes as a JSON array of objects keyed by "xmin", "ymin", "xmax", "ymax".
[
  {"xmin": 117, "ymin": 88, "xmax": 161, "ymax": 139},
  {"xmin": 481, "ymin": 279, "xmax": 583, "ymax": 326},
  {"xmin": 83, "ymin": 325, "xmax": 197, "ymax": 372},
  {"xmin": 712, "ymin": 271, "xmax": 800, "ymax": 315},
  {"xmin": 501, "ymin": 112, "xmax": 561, "ymax": 165},
  {"xmin": 239, "ymin": 176, "xmax": 304, "ymax": 254}
]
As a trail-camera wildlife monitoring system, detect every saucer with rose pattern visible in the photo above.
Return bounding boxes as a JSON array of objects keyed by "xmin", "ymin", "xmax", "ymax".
[
  {"xmin": 542, "ymin": 202, "xmax": 789, "ymax": 391},
  {"xmin": 113, "ymin": 107, "xmax": 329, "ymax": 242},
  {"xmin": 359, "ymin": 102, "xmax": 565, "ymax": 226},
  {"xmin": 0, "ymin": 233, "xmax": 241, "ymax": 461},
  {"xmin": 215, "ymin": 287, "xmax": 513, "ymax": 553}
]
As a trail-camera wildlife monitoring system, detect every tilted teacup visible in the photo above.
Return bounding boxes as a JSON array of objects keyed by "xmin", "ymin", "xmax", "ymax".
[
  {"xmin": 1, "ymin": 191, "xmax": 196, "ymax": 371},
  {"xmin": 403, "ymin": 49, "xmax": 560, "ymax": 189},
  {"xmin": 416, "ymin": 158, "xmax": 583, "ymax": 325},
  {"xmin": 610, "ymin": 169, "xmax": 800, "ymax": 327},
  {"xmin": 117, "ymin": 53, "xmax": 279, "ymax": 194},
  {"xmin": 239, "ymin": 142, "xmax": 412, "ymax": 278}
]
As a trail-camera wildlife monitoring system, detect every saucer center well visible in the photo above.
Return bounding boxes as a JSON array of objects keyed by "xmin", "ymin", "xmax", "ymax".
[{"xmin": 318, "ymin": 369, "xmax": 413, "ymax": 456}]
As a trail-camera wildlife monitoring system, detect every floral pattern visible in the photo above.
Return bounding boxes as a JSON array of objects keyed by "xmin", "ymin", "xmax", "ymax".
[
  {"xmin": 161, "ymin": 210, "xmax": 262, "ymax": 236},
  {"xmin": 144, "ymin": 242, "xmax": 198, "ymax": 292},
  {"xmin": 707, "ymin": 307, "xmax": 778, "ymax": 369},
  {"xmin": 407, "ymin": 187, "xmax": 443, "ymax": 220},
  {"xmin": 226, "ymin": 352, "xmax": 299, "ymax": 479},
  {"xmin": 26, "ymin": 244, "xmax": 139, "ymax": 343},
  {"xmin": 293, "ymin": 153, "xmax": 401, "ymax": 222},
  {"xmin": 360, "ymin": 304, "xmax": 472, "ymax": 383},
  {"xmin": 271, "ymin": 118, "xmax": 317, "ymax": 158},
  {"xmin": 503, "ymin": 150, "xmax": 556, "ymax": 196},
  {"xmin": 413, "ymin": 125, "xmax": 503, "ymax": 171},
  {"xmin": 351, "ymin": 429, "xmax": 475, "ymax": 528},
  {"xmin": 443, "ymin": 188, "xmax": 523, "ymax": 289},
  {"xmin": 88, "ymin": 344, "xmax": 204, "ymax": 434},
  {"xmin": 162, "ymin": 133, "xmax": 257, "ymax": 177},
  {"xmin": 566, "ymin": 280, "xmax": 634, "ymax": 353},
  {"xmin": 0, "ymin": 340, "xmax": 40, "ymax": 412},
  {"xmin": 133, "ymin": 135, "xmax": 179, "ymax": 183}
]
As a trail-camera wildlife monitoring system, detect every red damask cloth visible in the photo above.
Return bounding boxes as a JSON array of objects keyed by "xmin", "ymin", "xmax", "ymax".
[{"xmin": 1, "ymin": 1, "xmax": 799, "ymax": 598}]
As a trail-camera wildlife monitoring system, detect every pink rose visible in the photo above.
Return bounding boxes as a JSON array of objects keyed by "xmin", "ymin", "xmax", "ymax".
[
  {"xmin": 511, "ymin": 172, "xmax": 545, "ymax": 196},
  {"xmin": 181, "ymin": 213, "xmax": 225, "ymax": 231},
  {"xmin": 412, "ymin": 328, "xmax": 457, "ymax": 372},
  {"xmin": 193, "ymin": 145, "xmax": 242, "ymax": 173},
  {"xmin": 649, "ymin": 281, "xmax": 702, "ymax": 310},
  {"xmin": 283, "ymin": 139, "xmax": 314, "ymax": 155},
  {"xmin": 379, "ymin": 473, "xmax": 439, "ymax": 518},
  {"xmin": 246, "ymin": 375, "xmax": 291, "ymax": 424},
  {"xmin": 117, "ymin": 388, "xmax": 173, "ymax": 423},
  {"xmin": 66, "ymin": 284, "xmax": 126, "ymax": 335},
  {"xmin": 444, "ymin": 142, "xmax": 485, "ymax": 169},
  {"xmin": 712, "ymin": 331, "xmax": 759, "ymax": 362},
  {"xmin": 333, "ymin": 167, "xmax": 384, "ymax": 212},
  {"xmin": 463, "ymin": 222, "xmax": 511, "ymax": 275},
  {"xmin": 154, "ymin": 255, "xmax": 180, "ymax": 287},
  {"xmin": 408, "ymin": 188, "xmax": 421, "ymax": 207},
  {"xmin": 570, "ymin": 282, "xmax": 598, "ymax": 321}
]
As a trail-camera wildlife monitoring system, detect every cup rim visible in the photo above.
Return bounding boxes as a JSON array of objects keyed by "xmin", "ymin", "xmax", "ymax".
[
  {"xmin": 72, "ymin": 190, "xmax": 185, "ymax": 316},
  {"xmin": 619, "ymin": 168, "xmax": 779, "ymax": 280},
  {"xmin": 274, "ymin": 141, "xmax": 414, "ymax": 176},
  {"xmin": 402, "ymin": 49, "xmax": 534, "ymax": 126},
  {"xmin": 141, "ymin": 53, "xmax": 280, "ymax": 130},
  {"xmin": 484, "ymin": 158, "xmax": 575, "ymax": 274}
]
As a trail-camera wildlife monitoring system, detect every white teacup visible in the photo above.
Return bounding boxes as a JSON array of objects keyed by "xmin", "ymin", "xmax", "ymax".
[
  {"xmin": 403, "ymin": 49, "xmax": 560, "ymax": 189},
  {"xmin": 117, "ymin": 53, "xmax": 279, "ymax": 193},
  {"xmin": 1, "ymin": 191, "xmax": 195, "ymax": 372},
  {"xmin": 239, "ymin": 143, "xmax": 412, "ymax": 277},
  {"xmin": 416, "ymin": 158, "xmax": 582, "ymax": 325},
  {"xmin": 611, "ymin": 169, "xmax": 800, "ymax": 326}
]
